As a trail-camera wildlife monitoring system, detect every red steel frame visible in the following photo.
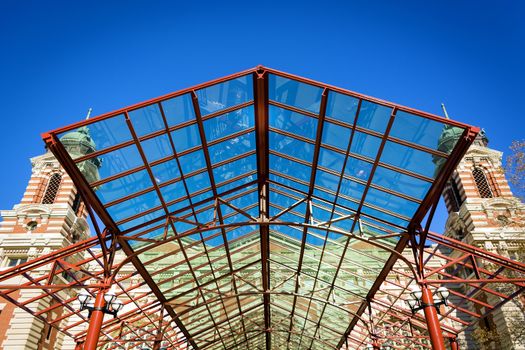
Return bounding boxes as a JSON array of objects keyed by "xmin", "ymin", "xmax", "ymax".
[{"xmin": 0, "ymin": 66, "xmax": 523, "ymax": 350}]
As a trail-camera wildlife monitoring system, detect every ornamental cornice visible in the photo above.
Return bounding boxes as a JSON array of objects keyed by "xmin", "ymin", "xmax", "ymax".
[{"xmin": 482, "ymin": 197, "xmax": 525, "ymax": 211}]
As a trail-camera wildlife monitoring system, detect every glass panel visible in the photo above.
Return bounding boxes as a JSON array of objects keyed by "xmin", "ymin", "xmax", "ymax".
[
  {"xmin": 161, "ymin": 93, "xmax": 196, "ymax": 127},
  {"xmin": 151, "ymin": 159, "xmax": 181, "ymax": 184},
  {"xmin": 184, "ymin": 172, "xmax": 211, "ymax": 195},
  {"xmin": 107, "ymin": 190, "xmax": 161, "ymax": 223},
  {"xmin": 118, "ymin": 208, "xmax": 165, "ymax": 231},
  {"xmin": 344, "ymin": 156, "xmax": 373, "ymax": 180},
  {"xmin": 140, "ymin": 134, "xmax": 173, "ymax": 163},
  {"xmin": 128, "ymin": 104, "xmax": 165, "ymax": 137},
  {"xmin": 321, "ymin": 121, "xmax": 351, "ymax": 151},
  {"xmin": 216, "ymin": 175, "xmax": 256, "ymax": 194},
  {"xmin": 315, "ymin": 169, "xmax": 340, "ymax": 193},
  {"xmin": 356, "ymin": 101, "xmax": 391, "ymax": 133},
  {"xmin": 270, "ymin": 154, "xmax": 311, "ymax": 183},
  {"xmin": 269, "ymin": 131, "xmax": 315, "ymax": 163},
  {"xmin": 317, "ymin": 147, "xmax": 345, "ymax": 172},
  {"xmin": 381, "ymin": 141, "xmax": 439, "ymax": 178},
  {"xmin": 269, "ymin": 105, "xmax": 318, "ymax": 140},
  {"xmin": 339, "ymin": 178, "xmax": 366, "ymax": 202},
  {"xmin": 196, "ymin": 75, "xmax": 253, "ymax": 116},
  {"xmin": 365, "ymin": 187, "xmax": 419, "ymax": 218},
  {"xmin": 269, "ymin": 173, "xmax": 309, "ymax": 194},
  {"xmin": 160, "ymin": 181, "xmax": 188, "ymax": 203},
  {"xmin": 350, "ymin": 131, "xmax": 382, "ymax": 159},
  {"xmin": 58, "ymin": 114, "xmax": 131, "ymax": 159},
  {"xmin": 212, "ymin": 155, "xmax": 256, "ymax": 184},
  {"xmin": 95, "ymin": 169, "xmax": 152, "ymax": 204},
  {"xmin": 372, "ymin": 166, "xmax": 431, "ymax": 200},
  {"xmin": 391, "ymin": 110, "xmax": 464, "ymax": 152},
  {"xmin": 178, "ymin": 149, "xmax": 207, "ymax": 175},
  {"xmin": 208, "ymin": 132, "xmax": 255, "ymax": 164},
  {"xmin": 326, "ymin": 91, "xmax": 359, "ymax": 124},
  {"xmin": 268, "ymin": 74, "xmax": 323, "ymax": 114},
  {"xmin": 203, "ymin": 106, "xmax": 255, "ymax": 142},
  {"xmin": 79, "ymin": 144, "xmax": 143, "ymax": 183},
  {"xmin": 171, "ymin": 123, "xmax": 201, "ymax": 152}
]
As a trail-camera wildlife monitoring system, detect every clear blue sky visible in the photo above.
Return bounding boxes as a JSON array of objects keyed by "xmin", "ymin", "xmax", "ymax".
[{"xmin": 1, "ymin": 1, "xmax": 524, "ymax": 233}]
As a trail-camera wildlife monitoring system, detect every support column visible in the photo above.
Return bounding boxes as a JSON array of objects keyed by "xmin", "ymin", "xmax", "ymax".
[
  {"xmin": 84, "ymin": 291, "xmax": 106, "ymax": 350},
  {"xmin": 372, "ymin": 339, "xmax": 380, "ymax": 350},
  {"xmin": 449, "ymin": 337, "xmax": 459, "ymax": 350},
  {"xmin": 421, "ymin": 285, "xmax": 446, "ymax": 350}
]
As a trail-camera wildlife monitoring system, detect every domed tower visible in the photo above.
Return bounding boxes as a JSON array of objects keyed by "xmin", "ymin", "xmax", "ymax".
[
  {"xmin": 435, "ymin": 117, "xmax": 525, "ymax": 349},
  {"xmin": 0, "ymin": 123, "xmax": 100, "ymax": 349}
]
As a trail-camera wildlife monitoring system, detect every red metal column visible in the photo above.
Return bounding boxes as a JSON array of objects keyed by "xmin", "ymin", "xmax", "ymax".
[
  {"xmin": 449, "ymin": 337, "xmax": 459, "ymax": 350},
  {"xmin": 372, "ymin": 339, "xmax": 381, "ymax": 350},
  {"xmin": 84, "ymin": 291, "xmax": 106, "ymax": 350},
  {"xmin": 421, "ymin": 285, "xmax": 446, "ymax": 350}
]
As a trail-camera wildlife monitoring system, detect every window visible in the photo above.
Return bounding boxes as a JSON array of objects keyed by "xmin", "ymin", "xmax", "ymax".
[
  {"xmin": 7, "ymin": 257, "xmax": 27, "ymax": 267},
  {"xmin": 472, "ymin": 167, "xmax": 493, "ymax": 198},
  {"xmin": 444, "ymin": 178, "xmax": 463, "ymax": 213},
  {"xmin": 72, "ymin": 192, "xmax": 83, "ymax": 215},
  {"xmin": 42, "ymin": 173, "xmax": 62, "ymax": 204}
]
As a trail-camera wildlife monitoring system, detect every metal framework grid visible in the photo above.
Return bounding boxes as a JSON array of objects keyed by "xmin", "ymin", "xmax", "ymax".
[{"xmin": 0, "ymin": 66, "xmax": 524, "ymax": 349}]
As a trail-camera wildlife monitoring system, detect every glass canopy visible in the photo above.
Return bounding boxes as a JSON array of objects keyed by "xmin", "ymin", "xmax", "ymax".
[{"xmin": 41, "ymin": 66, "xmax": 480, "ymax": 349}]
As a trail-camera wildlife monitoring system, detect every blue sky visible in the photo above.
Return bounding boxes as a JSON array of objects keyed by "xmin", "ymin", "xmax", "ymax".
[{"xmin": 0, "ymin": 1, "xmax": 523, "ymax": 232}]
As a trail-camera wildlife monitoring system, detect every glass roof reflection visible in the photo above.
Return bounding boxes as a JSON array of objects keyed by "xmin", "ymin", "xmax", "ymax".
[{"xmin": 47, "ymin": 66, "xmax": 476, "ymax": 350}]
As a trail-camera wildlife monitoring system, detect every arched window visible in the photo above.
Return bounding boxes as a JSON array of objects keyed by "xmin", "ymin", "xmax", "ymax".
[
  {"xmin": 445, "ymin": 178, "xmax": 463, "ymax": 212},
  {"xmin": 472, "ymin": 167, "xmax": 493, "ymax": 198},
  {"xmin": 42, "ymin": 173, "xmax": 62, "ymax": 204}
]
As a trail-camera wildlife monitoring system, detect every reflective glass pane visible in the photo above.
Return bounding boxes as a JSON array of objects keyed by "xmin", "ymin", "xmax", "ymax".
[
  {"xmin": 269, "ymin": 105, "xmax": 317, "ymax": 139},
  {"xmin": 171, "ymin": 124, "xmax": 201, "ymax": 152},
  {"xmin": 326, "ymin": 91, "xmax": 359, "ymax": 124},
  {"xmin": 344, "ymin": 156, "xmax": 373, "ymax": 180},
  {"xmin": 196, "ymin": 75, "xmax": 253, "ymax": 116},
  {"xmin": 269, "ymin": 131, "xmax": 314, "ymax": 163},
  {"xmin": 140, "ymin": 134, "xmax": 173, "ymax": 163},
  {"xmin": 321, "ymin": 121, "xmax": 351, "ymax": 150},
  {"xmin": 212, "ymin": 155, "xmax": 256, "ymax": 184},
  {"xmin": 203, "ymin": 106, "xmax": 254, "ymax": 142},
  {"xmin": 268, "ymin": 74, "xmax": 323, "ymax": 114},
  {"xmin": 315, "ymin": 169, "xmax": 340, "ymax": 193},
  {"xmin": 391, "ymin": 111, "xmax": 464, "ymax": 152},
  {"xmin": 381, "ymin": 141, "xmax": 439, "ymax": 178},
  {"xmin": 79, "ymin": 144, "xmax": 143, "ymax": 183},
  {"xmin": 350, "ymin": 131, "xmax": 381, "ymax": 159},
  {"xmin": 208, "ymin": 132, "xmax": 255, "ymax": 164},
  {"xmin": 270, "ymin": 154, "xmax": 311, "ymax": 183},
  {"xmin": 161, "ymin": 93, "xmax": 195, "ymax": 127},
  {"xmin": 151, "ymin": 159, "xmax": 181, "ymax": 184},
  {"xmin": 365, "ymin": 187, "xmax": 419, "ymax": 218},
  {"xmin": 96, "ymin": 169, "xmax": 152, "ymax": 204},
  {"xmin": 128, "ymin": 104, "xmax": 165, "ymax": 137},
  {"xmin": 184, "ymin": 172, "xmax": 211, "ymax": 195},
  {"xmin": 160, "ymin": 181, "xmax": 188, "ymax": 203},
  {"xmin": 317, "ymin": 147, "xmax": 345, "ymax": 172},
  {"xmin": 118, "ymin": 208, "xmax": 165, "ymax": 231},
  {"xmin": 269, "ymin": 173, "xmax": 309, "ymax": 193},
  {"xmin": 356, "ymin": 101, "xmax": 392, "ymax": 133},
  {"xmin": 59, "ymin": 114, "xmax": 131, "ymax": 159},
  {"xmin": 107, "ymin": 190, "xmax": 161, "ymax": 223},
  {"xmin": 372, "ymin": 166, "xmax": 431, "ymax": 200},
  {"xmin": 178, "ymin": 149, "xmax": 207, "ymax": 175}
]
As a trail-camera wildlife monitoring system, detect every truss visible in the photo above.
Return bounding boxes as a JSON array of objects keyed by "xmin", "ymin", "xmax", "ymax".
[{"xmin": 1, "ymin": 66, "xmax": 524, "ymax": 349}]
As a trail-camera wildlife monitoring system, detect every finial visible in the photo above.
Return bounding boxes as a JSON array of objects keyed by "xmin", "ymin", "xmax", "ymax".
[
  {"xmin": 441, "ymin": 103, "xmax": 450, "ymax": 120},
  {"xmin": 86, "ymin": 108, "xmax": 93, "ymax": 120}
]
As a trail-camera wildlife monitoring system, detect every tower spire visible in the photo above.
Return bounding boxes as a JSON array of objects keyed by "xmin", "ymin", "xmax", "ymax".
[{"xmin": 441, "ymin": 103, "xmax": 450, "ymax": 119}]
